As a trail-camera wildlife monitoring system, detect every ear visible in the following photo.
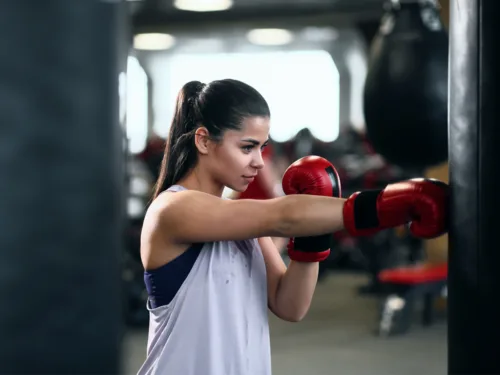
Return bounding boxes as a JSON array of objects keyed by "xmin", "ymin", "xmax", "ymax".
[{"xmin": 194, "ymin": 126, "xmax": 211, "ymax": 155}]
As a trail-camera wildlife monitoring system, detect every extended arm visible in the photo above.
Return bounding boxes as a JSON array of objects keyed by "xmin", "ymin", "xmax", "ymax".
[{"xmin": 157, "ymin": 190, "xmax": 345, "ymax": 244}]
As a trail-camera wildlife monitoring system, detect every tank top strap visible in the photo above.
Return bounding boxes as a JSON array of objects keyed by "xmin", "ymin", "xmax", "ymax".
[{"xmin": 166, "ymin": 185, "xmax": 187, "ymax": 193}]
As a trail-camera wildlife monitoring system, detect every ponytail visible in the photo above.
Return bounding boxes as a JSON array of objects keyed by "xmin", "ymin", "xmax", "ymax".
[{"xmin": 152, "ymin": 81, "xmax": 205, "ymax": 200}]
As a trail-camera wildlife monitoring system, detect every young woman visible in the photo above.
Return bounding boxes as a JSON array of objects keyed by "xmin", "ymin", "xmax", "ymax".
[{"xmin": 138, "ymin": 79, "xmax": 449, "ymax": 375}]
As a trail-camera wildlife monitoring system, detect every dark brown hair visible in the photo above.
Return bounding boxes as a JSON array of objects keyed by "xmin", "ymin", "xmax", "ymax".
[{"xmin": 152, "ymin": 79, "xmax": 270, "ymax": 199}]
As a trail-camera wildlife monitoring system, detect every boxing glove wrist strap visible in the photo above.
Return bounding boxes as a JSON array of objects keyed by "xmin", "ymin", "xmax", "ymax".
[
  {"xmin": 344, "ymin": 189, "xmax": 383, "ymax": 236},
  {"xmin": 351, "ymin": 190, "xmax": 382, "ymax": 229},
  {"xmin": 293, "ymin": 234, "xmax": 332, "ymax": 253},
  {"xmin": 287, "ymin": 236, "xmax": 331, "ymax": 262}
]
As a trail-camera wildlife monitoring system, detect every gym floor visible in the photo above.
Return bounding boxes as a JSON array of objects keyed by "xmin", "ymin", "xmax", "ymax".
[{"xmin": 122, "ymin": 273, "xmax": 446, "ymax": 375}]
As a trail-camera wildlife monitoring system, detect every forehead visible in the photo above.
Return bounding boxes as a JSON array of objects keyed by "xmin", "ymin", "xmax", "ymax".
[{"xmin": 226, "ymin": 116, "xmax": 270, "ymax": 141}]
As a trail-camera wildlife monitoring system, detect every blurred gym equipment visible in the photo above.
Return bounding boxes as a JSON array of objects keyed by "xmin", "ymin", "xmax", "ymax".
[{"xmin": 377, "ymin": 263, "xmax": 447, "ymax": 336}]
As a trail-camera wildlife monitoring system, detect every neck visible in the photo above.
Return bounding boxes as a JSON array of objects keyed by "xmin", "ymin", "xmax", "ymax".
[{"xmin": 177, "ymin": 165, "xmax": 225, "ymax": 197}]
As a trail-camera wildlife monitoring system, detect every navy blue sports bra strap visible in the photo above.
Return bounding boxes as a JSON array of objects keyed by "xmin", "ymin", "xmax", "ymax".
[{"xmin": 144, "ymin": 243, "xmax": 203, "ymax": 308}]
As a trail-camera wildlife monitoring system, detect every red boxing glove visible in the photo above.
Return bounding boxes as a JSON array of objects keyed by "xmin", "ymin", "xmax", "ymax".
[
  {"xmin": 343, "ymin": 178, "xmax": 449, "ymax": 239},
  {"xmin": 282, "ymin": 156, "xmax": 342, "ymax": 262},
  {"xmin": 282, "ymin": 155, "xmax": 341, "ymax": 198}
]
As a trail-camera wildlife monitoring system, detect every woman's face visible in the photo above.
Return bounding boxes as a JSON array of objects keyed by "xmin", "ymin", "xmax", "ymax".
[{"xmin": 208, "ymin": 116, "xmax": 270, "ymax": 192}]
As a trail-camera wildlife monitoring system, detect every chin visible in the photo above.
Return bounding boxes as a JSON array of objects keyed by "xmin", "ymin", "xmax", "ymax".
[{"xmin": 227, "ymin": 183, "xmax": 247, "ymax": 193}]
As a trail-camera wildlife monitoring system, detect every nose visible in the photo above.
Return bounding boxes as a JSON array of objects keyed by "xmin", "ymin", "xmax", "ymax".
[{"xmin": 251, "ymin": 150, "xmax": 265, "ymax": 170}]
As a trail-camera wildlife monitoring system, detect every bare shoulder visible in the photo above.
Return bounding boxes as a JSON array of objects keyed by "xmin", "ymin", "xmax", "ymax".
[
  {"xmin": 153, "ymin": 189, "xmax": 225, "ymax": 229},
  {"xmin": 140, "ymin": 191, "xmax": 192, "ymax": 269},
  {"xmin": 143, "ymin": 189, "xmax": 224, "ymax": 243},
  {"xmin": 142, "ymin": 190, "xmax": 203, "ymax": 234}
]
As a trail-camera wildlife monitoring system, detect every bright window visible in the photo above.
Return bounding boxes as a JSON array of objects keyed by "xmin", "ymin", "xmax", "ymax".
[
  {"xmin": 125, "ymin": 56, "xmax": 149, "ymax": 154},
  {"xmin": 345, "ymin": 48, "xmax": 368, "ymax": 132},
  {"xmin": 155, "ymin": 50, "xmax": 339, "ymax": 142}
]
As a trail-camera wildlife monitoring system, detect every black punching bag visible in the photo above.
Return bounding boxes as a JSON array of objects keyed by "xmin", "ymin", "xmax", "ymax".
[
  {"xmin": 363, "ymin": 0, "xmax": 448, "ymax": 170},
  {"xmin": 0, "ymin": 0, "xmax": 125, "ymax": 373}
]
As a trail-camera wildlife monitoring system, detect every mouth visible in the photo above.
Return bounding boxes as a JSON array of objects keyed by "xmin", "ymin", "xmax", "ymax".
[{"xmin": 242, "ymin": 175, "xmax": 257, "ymax": 179}]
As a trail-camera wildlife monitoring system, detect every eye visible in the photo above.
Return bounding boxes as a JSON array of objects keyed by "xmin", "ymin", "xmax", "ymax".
[{"xmin": 242, "ymin": 145, "xmax": 254, "ymax": 153}]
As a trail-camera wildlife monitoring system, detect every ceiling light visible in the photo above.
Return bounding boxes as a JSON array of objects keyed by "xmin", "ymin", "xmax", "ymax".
[
  {"xmin": 133, "ymin": 33, "xmax": 176, "ymax": 51},
  {"xmin": 246, "ymin": 28, "xmax": 294, "ymax": 46},
  {"xmin": 174, "ymin": 0, "xmax": 233, "ymax": 12},
  {"xmin": 302, "ymin": 27, "xmax": 339, "ymax": 42}
]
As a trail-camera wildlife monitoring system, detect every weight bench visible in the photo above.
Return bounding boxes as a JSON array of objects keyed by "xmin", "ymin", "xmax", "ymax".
[{"xmin": 376, "ymin": 263, "xmax": 448, "ymax": 336}]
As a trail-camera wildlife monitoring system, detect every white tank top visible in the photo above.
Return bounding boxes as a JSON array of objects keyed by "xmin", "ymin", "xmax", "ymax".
[{"xmin": 137, "ymin": 185, "xmax": 272, "ymax": 375}]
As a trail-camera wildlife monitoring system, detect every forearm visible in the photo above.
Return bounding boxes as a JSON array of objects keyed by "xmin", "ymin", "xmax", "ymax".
[
  {"xmin": 274, "ymin": 261, "xmax": 319, "ymax": 322},
  {"xmin": 274, "ymin": 195, "xmax": 347, "ymax": 237}
]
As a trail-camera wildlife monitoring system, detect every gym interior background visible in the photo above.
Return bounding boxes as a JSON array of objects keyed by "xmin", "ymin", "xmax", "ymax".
[
  {"xmin": 126, "ymin": 1, "xmax": 450, "ymax": 373},
  {"xmin": 5, "ymin": 0, "xmax": 498, "ymax": 374}
]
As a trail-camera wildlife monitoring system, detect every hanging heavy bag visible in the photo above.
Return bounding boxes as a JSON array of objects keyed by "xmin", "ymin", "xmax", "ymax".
[{"xmin": 363, "ymin": 0, "xmax": 448, "ymax": 170}]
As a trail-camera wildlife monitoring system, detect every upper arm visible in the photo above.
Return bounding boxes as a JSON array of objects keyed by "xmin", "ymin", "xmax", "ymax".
[
  {"xmin": 157, "ymin": 190, "xmax": 283, "ymax": 244},
  {"xmin": 258, "ymin": 237, "xmax": 287, "ymax": 315}
]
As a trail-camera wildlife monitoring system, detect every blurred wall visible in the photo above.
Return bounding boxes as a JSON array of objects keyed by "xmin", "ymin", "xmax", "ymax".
[{"xmin": 136, "ymin": 25, "xmax": 369, "ymax": 144}]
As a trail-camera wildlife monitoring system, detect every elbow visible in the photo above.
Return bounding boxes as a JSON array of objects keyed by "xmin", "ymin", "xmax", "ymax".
[
  {"xmin": 277, "ymin": 310, "xmax": 307, "ymax": 323},
  {"xmin": 282, "ymin": 314, "xmax": 306, "ymax": 323},
  {"xmin": 272, "ymin": 304, "xmax": 309, "ymax": 322}
]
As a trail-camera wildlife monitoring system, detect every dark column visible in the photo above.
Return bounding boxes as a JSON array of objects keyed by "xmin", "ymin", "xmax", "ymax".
[
  {"xmin": 0, "ymin": 1, "xmax": 126, "ymax": 373},
  {"xmin": 448, "ymin": 0, "xmax": 500, "ymax": 374}
]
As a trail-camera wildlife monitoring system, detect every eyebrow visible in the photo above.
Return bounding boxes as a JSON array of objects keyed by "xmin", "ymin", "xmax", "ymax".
[{"xmin": 241, "ymin": 138, "xmax": 269, "ymax": 146}]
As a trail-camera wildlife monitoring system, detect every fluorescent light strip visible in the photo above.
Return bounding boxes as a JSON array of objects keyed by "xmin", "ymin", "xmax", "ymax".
[
  {"xmin": 174, "ymin": 0, "xmax": 233, "ymax": 12},
  {"xmin": 134, "ymin": 33, "xmax": 176, "ymax": 51},
  {"xmin": 246, "ymin": 28, "xmax": 294, "ymax": 46}
]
